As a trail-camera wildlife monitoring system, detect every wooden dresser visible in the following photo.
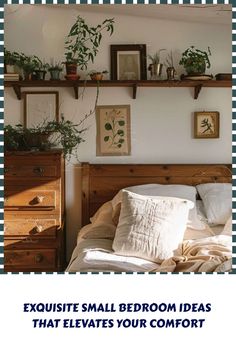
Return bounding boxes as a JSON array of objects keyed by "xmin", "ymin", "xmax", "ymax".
[{"xmin": 4, "ymin": 150, "xmax": 65, "ymax": 272}]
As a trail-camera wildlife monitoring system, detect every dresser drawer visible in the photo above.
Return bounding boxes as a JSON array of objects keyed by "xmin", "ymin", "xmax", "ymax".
[
  {"xmin": 5, "ymin": 190, "xmax": 56, "ymax": 210},
  {"xmin": 5, "ymin": 219, "xmax": 57, "ymax": 237},
  {"xmin": 5, "ymin": 164, "xmax": 58, "ymax": 178},
  {"xmin": 4, "ymin": 249, "xmax": 56, "ymax": 269}
]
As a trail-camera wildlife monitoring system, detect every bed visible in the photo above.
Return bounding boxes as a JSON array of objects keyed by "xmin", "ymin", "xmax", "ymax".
[{"xmin": 67, "ymin": 163, "xmax": 232, "ymax": 272}]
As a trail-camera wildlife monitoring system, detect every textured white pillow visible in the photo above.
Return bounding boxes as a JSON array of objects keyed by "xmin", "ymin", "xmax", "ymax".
[
  {"xmin": 112, "ymin": 191, "xmax": 193, "ymax": 262},
  {"xmin": 196, "ymin": 183, "xmax": 232, "ymax": 225},
  {"xmin": 112, "ymin": 184, "xmax": 205, "ymax": 230}
]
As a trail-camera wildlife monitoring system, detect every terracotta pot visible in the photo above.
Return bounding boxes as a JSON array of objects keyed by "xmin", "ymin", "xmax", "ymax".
[
  {"xmin": 65, "ymin": 62, "xmax": 77, "ymax": 75},
  {"xmin": 90, "ymin": 73, "xmax": 103, "ymax": 81}
]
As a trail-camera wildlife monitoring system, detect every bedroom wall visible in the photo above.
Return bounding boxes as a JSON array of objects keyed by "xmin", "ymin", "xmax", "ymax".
[{"xmin": 4, "ymin": 5, "xmax": 232, "ymax": 259}]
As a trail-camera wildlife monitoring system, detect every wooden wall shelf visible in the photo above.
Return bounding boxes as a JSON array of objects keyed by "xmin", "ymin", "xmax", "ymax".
[{"xmin": 4, "ymin": 79, "xmax": 232, "ymax": 100}]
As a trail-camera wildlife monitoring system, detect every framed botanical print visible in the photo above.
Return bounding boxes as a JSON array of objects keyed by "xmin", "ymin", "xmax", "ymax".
[
  {"xmin": 194, "ymin": 111, "xmax": 220, "ymax": 139},
  {"xmin": 110, "ymin": 44, "xmax": 147, "ymax": 80},
  {"xmin": 24, "ymin": 91, "xmax": 59, "ymax": 128},
  {"xmin": 96, "ymin": 105, "xmax": 131, "ymax": 156}
]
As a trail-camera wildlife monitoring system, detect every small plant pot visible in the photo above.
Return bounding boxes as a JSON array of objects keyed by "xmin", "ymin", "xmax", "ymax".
[
  {"xmin": 23, "ymin": 71, "xmax": 33, "ymax": 80},
  {"xmin": 166, "ymin": 67, "xmax": 176, "ymax": 80},
  {"xmin": 90, "ymin": 73, "xmax": 103, "ymax": 81},
  {"xmin": 24, "ymin": 132, "xmax": 53, "ymax": 150},
  {"xmin": 65, "ymin": 74, "xmax": 80, "ymax": 81},
  {"xmin": 148, "ymin": 63, "xmax": 163, "ymax": 80},
  {"xmin": 65, "ymin": 62, "xmax": 77, "ymax": 75},
  {"xmin": 33, "ymin": 70, "xmax": 47, "ymax": 80},
  {"xmin": 5, "ymin": 64, "xmax": 16, "ymax": 74},
  {"xmin": 49, "ymin": 69, "xmax": 62, "ymax": 80}
]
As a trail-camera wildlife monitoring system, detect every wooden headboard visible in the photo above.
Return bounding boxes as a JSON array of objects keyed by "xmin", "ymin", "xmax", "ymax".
[{"xmin": 81, "ymin": 163, "xmax": 232, "ymax": 226}]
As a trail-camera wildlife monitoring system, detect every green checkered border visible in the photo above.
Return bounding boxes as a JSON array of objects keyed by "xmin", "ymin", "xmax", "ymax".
[{"xmin": 0, "ymin": 0, "xmax": 234, "ymax": 275}]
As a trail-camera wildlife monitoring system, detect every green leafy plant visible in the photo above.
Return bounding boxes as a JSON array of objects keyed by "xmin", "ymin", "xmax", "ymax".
[
  {"xmin": 89, "ymin": 70, "xmax": 108, "ymax": 75},
  {"xmin": 4, "ymin": 48, "xmax": 19, "ymax": 66},
  {"xmin": 16, "ymin": 53, "xmax": 42, "ymax": 78},
  {"xmin": 104, "ymin": 109, "xmax": 126, "ymax": 149},
  {"xmin": 65, "ymin": 15, "xmax": 114, "ymax": 69},
  {"xmin": 4, "ymin": 118, "xmax": 87, "ymax": 160},
  {"xmin": 48, "ymin": 61, "xmax": 63, "ymax": 72},
  {"xmin": 179, "ymin": 46, "xmax": 211, "ymax": 75}
]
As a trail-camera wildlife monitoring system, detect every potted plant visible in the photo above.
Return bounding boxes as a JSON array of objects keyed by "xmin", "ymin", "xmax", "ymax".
[
  {"xmin": 64, "ymin": 15, "xmax": 114, "ymax": 80},
  {"xmin": 16, "ymin": 53, "xmax": 42, "ymax": 80},
  {"xmin": 4, "ymin": 48, "xmax": 19, "ymax": 73},
  {"xmin": 89, "ymin": 70, "xmax": 108, "ymax": 81},
  {"xmin": 4, "ymin": 117, "xmax": 87, "ymax": 160},
  {"xmin": 33, "ymin": 59, "xmax": 48, "ymax": 80},
  {"xmin": 48, "ymin": 61, "xmax": 64, "ymax": 80},
  {"xmin": 179, "ymin": 46, "xmax": 211, "ymax": 75},
  {"xmin": 148, "ymin": 49, "xmax": 166, "ymax": 79},
  {"xmin": 165, "ymin": 51, "xmax": 176, "ymax": 80}
]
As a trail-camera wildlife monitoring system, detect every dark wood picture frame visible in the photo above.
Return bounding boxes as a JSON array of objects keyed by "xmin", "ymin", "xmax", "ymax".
[
  {"xmin": 110, "ymin": 44, "xmax": 147, "ymax": 80},
  {"xmin": 24, "ymin": 91, "xmax": 59, "ymax": 128},
  {"xmin": 194, "ymin": 111, "xmax": 220, "ymax": 139}
]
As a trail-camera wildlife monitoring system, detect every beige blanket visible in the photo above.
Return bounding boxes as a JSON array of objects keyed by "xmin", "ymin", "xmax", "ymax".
[{"xmin": 153, "ymin": 236, "xmax": 231, "ymax": 272}]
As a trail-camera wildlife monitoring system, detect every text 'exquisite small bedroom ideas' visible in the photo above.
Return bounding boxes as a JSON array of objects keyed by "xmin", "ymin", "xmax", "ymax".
[{"xmin": 4, "ymin": 4, "xmax": 232, "ymax": 272}]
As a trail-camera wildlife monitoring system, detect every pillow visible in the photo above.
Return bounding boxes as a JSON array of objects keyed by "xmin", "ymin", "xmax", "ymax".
[
  {"xmin": 112, "ymin": 184, "xmax": 205, "ymax": 230},
  {"xmin": 90, "ymin": 201, "xmax": 114, "ymax": 225},
  {"xmin": 222, "ymin": 216, "xmax": 232, "ymax": 236},
  {"xmin": 112, "ymin": 190, "xmax": 193, "ymax": 262},
  {"xmin": 196, "ymin": 183, "xmax": 232, "ymax": 225},
  {"xmin": 80, "ymin": 224, "xmax": 116, "ymax": 241}
]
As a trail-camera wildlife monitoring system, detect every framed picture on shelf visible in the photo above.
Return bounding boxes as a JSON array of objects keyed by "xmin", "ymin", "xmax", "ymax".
[
  {"xmin": 24, "ymin": 91, "xmax": 59, "ymax": 128},
  {"xmin": 110, "ymin": 44, "xmax": 147, "ymax": 80},
  {"xmin": 194, "ymin": 111, "xmax": 220, "ymax": 139},
  {"xmin": 96, "ymin": 105, "xmax": 131, "ymax": 156}
]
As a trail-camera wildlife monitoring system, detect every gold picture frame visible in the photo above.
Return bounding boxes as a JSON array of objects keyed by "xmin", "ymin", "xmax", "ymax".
[
  {"xmin": 96, "ymin": 105, "xmax": 131, "ymax": 156},
  {"xmin": 194, "ymin": 111, "xmax": 220, "ymax": 139}
]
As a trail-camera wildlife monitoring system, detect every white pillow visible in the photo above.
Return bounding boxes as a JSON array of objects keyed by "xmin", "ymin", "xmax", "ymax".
[
  {"xmin": 112, "ymin": 190, "xmax": 193, "ymax": 262},
  {"xmin": 196, "ymin": 183, "xmax": 232, "ymax": 225},
  {"xmin": 112, "ymin": 184, "xmax": 205, "ymax": 230}
]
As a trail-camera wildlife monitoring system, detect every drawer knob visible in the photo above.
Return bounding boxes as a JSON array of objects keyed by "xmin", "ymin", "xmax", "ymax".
[
  {"xmin": 33, "ymin": 225, "xmax": 43, "ymax": 234},
  {"xmin": 33, "ymin": 167, "xmax": 44, "ymax": 175},
  {"xmin": 35, "ymin": 195, "xmax": 44, "ymax": 204},
  {"xmin": 35, "ymin": 254, "xmax": 43, "ymax": 263}
]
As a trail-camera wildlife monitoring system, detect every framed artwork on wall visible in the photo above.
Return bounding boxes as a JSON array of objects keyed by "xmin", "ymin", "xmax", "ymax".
[
  {"xmin": 96, "ymin": 105, "xmax": 131, "ymax": 156},
  {"xmin": 24, "ymin": 91, "xmax": 59, "ymax": 128},
  {"xmin": 194, "ymin": 111, "xmax": 220, "ymax": 139},
  {"xmin": 110, "ymin": 44, "xmax": 147, "ymax": 80}
]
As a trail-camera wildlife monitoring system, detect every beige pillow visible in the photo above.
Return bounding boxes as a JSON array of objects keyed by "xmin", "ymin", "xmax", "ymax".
[
  {"xmin": 112, "ymin": 191, "xmax": 193, "ymax": 262},
  {"xmin": 90, "ymin": 201, "xmax": 114, "ymax": 225}
]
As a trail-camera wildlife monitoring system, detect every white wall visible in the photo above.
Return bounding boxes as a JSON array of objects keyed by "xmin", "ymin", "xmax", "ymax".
[{"xmin": 4, "ymin": 5, "xmax": 232, "ymax": 259}]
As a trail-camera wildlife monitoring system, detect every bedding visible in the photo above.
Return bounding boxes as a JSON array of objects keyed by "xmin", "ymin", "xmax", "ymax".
[
  {"xmin": 67, "ymin": 233, "xmax": 231, "ymax": 273},
  {"xmin": 67, "ymin": 189, "xmax": 232, "ymax": 272}
]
